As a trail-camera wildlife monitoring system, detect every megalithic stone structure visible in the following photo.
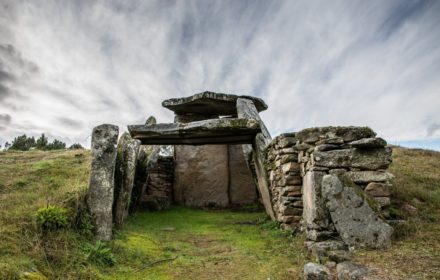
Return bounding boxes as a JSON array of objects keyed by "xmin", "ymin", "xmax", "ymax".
[
  {"xmin": 113, "ymin": 133, "xmax": 141, "ymax": 229},
  {"xmin": 87, "ymin": 124, "xmax": 119, "ymax": 241},
  {"xmin": 236, "ymin": 98, "xmax": 275, "ymax": 220}
]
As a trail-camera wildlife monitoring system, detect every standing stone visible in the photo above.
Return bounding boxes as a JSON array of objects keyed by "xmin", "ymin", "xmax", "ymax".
[
  {"xmin": 237, "ymin": 97, "xmax": 275, "ymax": 219},
  {"xmin": 322, "ymin": 175, "xmax": 393, "ymax": 249},
  {"xmin": 303, "ymin": 171, "xmax": 329, "ymax": 229},
  {"xmin": 113, "ymin": 134, "xmax": 141, "ymax": 229},
  {"xmin": 87, "ymin": 124, "xmax": 119, "ymax": 241},
  {"xmin": 174, "ymin": 145, "xmax": 229, "ymax": 207},
  {"xmin": 228, "ymin": 144, "xmax": 258, "ymax": 205}
]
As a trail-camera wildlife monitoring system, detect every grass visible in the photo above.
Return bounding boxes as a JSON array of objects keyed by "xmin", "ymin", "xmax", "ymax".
[
  {"xmin": 0, "ymin": 149, "xmax": 306, "ymax": 279},
  {"xmin": 1, "ymin": 146, "xmax": 440, "ymax": 279},
  {"xmin": 352, "ymin": 146, "xmax": 440, "ymax": 279}
]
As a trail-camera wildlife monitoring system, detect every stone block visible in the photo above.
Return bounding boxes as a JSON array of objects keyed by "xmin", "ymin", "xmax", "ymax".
[
  {"xmin": 365, "ymin": 182, "xmax": 391, "ymax": 197},
  {"xmin": 302, "ymin": 171, "xmax": 329, "ymax": 230},
  {"xmin": 322, "ymin": 175, "xmax": 393, "ymax": 249},
  {"xmin": 87, "ymin": 124, "xmax": 119, "ymax": 241},
  {"xmin": 346, "ymin": 171, "xmax": 394, "ymax": 183}
]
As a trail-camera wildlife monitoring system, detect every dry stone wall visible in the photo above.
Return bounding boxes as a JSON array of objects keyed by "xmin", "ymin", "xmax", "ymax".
[
  {"xmin": 265, "ymin": 133, "xmax": 303, "ymax": 230},
  {"xmin": 266, "ymin": 126, "xmax": 394, "ymax": 249},
  {"xmin": 138, "ymin": 154, "xmax": 174, "ymax": 211}
]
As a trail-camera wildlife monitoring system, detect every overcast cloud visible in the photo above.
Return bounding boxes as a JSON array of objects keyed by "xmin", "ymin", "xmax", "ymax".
[{"xmin": 0, "ymin": 0, "xmax": 439, "ymax": 149}]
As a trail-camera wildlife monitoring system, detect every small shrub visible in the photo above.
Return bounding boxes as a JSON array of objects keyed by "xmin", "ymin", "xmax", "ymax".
[
  {"xmin": 82, "ymin": 241, "xmax": 116, "ymax": 266},
  {"xmin": 260, "ymin": 220, "xmax": 281, "ymax": 230},
  {"xmin": 36, "ymin": 205, "xmax": 69, "ymax": 231},
  {"xmin": 74, "ymin": 208, "xmax": 94, "ymax": 236}
]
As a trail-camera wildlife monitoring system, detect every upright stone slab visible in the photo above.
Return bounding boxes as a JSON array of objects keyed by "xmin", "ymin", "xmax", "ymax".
[
  {"xmin": 237, "ymin": 97, "xmax": 275, "ymax": 219},
  {"xmin": 87, "ymin": 124, "xmax": 119, "ymax": 241},
  {"xmin": 228, "ymin": 144, "xmax": 258, "ymax": 205},
  {"xmin": 174, "ymin": 145, "xmax": 230, "ymax": 207},
  {"xmin": 322, "ymin": 174, "xmax": 393, "ymax": 249},
  {"xmin": 113, "ymin": 133, "xmax": 141, "ymax": 228},
  {"xmin": 303, "ymin": 171, "xmax": 329, "ymax": 230}
]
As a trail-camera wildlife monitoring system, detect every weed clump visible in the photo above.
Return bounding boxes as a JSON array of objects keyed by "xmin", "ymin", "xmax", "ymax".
[
  {"xmin": 82, "ymin": 241, "xmax": 116, "ymax": 266},
  {"xmin": 36, "ymin": 205, "xmax": 68, "ymax": 231}
]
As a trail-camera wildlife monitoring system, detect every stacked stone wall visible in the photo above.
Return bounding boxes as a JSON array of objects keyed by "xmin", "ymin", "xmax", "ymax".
[
  {"xmin": 139, "ymin": 155, "xmax": 174, "ymax": 211},
  {"xmin": 266, "ymin": 127, "xmax": 394, "ymax": 247},
  {"xmin": 266, "ymin": 133, "xmax": 303, "ymax": 230}
]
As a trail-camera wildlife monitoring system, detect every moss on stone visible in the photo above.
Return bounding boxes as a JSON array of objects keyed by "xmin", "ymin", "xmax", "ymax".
[{"xmin": 339, "ymin": 174, "xmax": 379, "ymax": 211}]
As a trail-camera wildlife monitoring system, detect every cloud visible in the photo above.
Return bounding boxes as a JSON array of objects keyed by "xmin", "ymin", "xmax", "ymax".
[
  {"xmin": 427, "ymin": 123, "xmax": 440, "ymax": 137},
  {"xmin": 57, "ymin": 117, "xmax": 83, "ymax": 129},
  {"xmin": 0, "ymin": 113, "xmax": 11, "ymax": 130},
  {"xmin": 0, "ymin": 0, "xmax": 439, "ymax": 149}
]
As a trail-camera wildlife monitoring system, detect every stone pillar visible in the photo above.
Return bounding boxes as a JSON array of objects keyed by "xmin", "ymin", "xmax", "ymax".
[
  {"xmin": 237, "ymin": 98, "xmax": 275, "ymax": 219},
  {"xmin": 113, "ymin": 133, "xmax": 141, "ymax": 228},
  {"xmin": 87, "ymin": 124, "xmax": 119, "ymax": 241}
]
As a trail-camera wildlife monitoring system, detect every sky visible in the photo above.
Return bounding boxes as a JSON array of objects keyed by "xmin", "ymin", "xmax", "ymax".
[{"xmin": 0, "ymin": 0, "xmax": 440, "ymax": 150}]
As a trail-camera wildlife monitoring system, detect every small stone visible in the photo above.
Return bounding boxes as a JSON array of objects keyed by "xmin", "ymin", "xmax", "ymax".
[
  {"xmin": 282, "ymin": 162, "xmax": 300, "ymax": 173},
  {"xmin": 145, "ymin": 115, "xmax": 157, "ymax": 125},
  {"xmin": 306, "ymin": 230, "xmax": 337, "ymax": 242},
  {"xmin": 402, "ymin": 203, "xmax": 418, "ymax": 215},
  {"xmin": 336, "ymin": 261, "xmax": 372, "ymax": 280},
  {"xmin": 329, "ymin": 169, "xmax": 347, "ymax": 175},
  {"xmin": 281, "ymin": 185, "xmax": 301, "ymax": 195},
  {"xmin": 278, "ymin": 137, "xmax": 296, "ymax": 148},
  {"xmin": 316, "ymin": 137, "xmax": 344, "ymax": 145},
  {"xmin": 374, "ymin": 197, "xmax": 391, "ymax": 208},
  {"xmin": 346, "ymin": 171, "xmax": 394, "ymax": 184},
  {"xmin": 303, "ymin": 262, "xmax": 334, "ymax": 280},
  {"xmin": 281, "ymin": 174, "xmax": 302, "ymax": 186},
  {"xmin": 280, "ymin": 215, "xmax": 301, "ymax": 223},
  {"xmin": 315, "ymin": 144, "xmax": 341, "ymax": 152},
  {"xmin": 296, "ymin": 143, "xmax": 314, "ymax": 151},
  {"xmin": 293, "ymin": 200, "xmax": 303, "ymax": 207},
  {"xmin": 327, "ymin": 250, "xmax": 352, "ymax": 263},
  {"xmin": 365, "ymin": 182, "xmax": 391, "ymax": 197},
  {"xmin": 349, "ymin": 137, "xmax": 387, "ymax": 148},
  {"xmin": 160, "ymin": 227, "xmax": 176, "ymax": 231},
  {"xmin": 306, "ymin": 240, "xmax": 348, "ymax": 254},
  {"xmin": 325, "ymin": 261, "xmax": 337, "ymax": 270},
  {"xmin": 279, "ymin": 205, "xmax": 302, "ymax": 215}
]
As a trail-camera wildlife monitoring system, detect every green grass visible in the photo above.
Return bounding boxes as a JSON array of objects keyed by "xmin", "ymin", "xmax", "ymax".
[
  {"xmin": 1, "ymin": 146, "xmax": 440, "ymax": 279},
  {"xmin": 353, "ymin": 147, "xmax": 440, "ymax": 279},
  {"xmin": 0, "ymin": 149, "xmax": 306, "ymax": 279}
]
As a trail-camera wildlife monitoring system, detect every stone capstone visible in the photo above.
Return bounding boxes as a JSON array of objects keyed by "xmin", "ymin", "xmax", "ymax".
[
  {"xmin": 303, "ymin": 262, "xmax": 335, "ymax": 280},
  {"xmin": 87, "ymin": 124, "xmax": 119, "ymax": 241},
  {"xmin": 128, "ymin": 118, "xmax": 261, "ymax": 145},
  {"xmin": 162, "ymin": 91, "xmax": 268, "ymax": 115},
  {"xmin": 322, "ymin": 175, "xmax": 393, "ymax": 249}
]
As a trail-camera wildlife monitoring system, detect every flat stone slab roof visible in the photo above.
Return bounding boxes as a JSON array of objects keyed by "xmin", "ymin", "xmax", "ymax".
[
  {"xmin": 128, "ymin": 118, "xmax": 261, "ymax": 145},
  {"xmin": 162, "ymin": 91, "xmax": 268, "ymax": 115}
]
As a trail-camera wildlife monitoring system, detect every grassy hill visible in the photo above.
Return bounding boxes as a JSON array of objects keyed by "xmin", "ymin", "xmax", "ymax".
[{"xmin": 0, "ymin": 147, "xmax": 439, "ymax": 279}]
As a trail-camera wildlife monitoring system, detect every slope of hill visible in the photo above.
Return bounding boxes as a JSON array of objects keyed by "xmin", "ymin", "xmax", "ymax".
[{"xmin": 0, "ymin": 146, "xmax": 439, "ymax": 279}]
